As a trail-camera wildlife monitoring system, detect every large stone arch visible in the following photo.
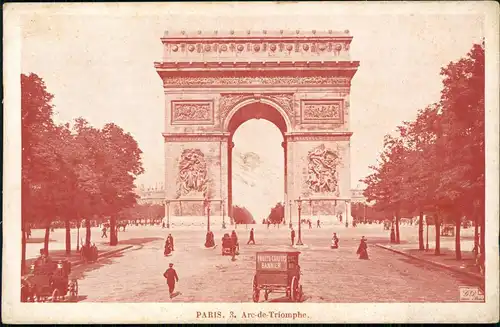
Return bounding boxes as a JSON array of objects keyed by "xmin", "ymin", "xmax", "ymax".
[
  {"xmin": 223, "ymin": 96, "xmax": 293, "ymax": 133},
  {"xmin": 224, "ymin": 99, "xmax": 291, "ymax": 221},
  {"xmin": 155, "ymin": 30, "xmax": 359, "ymax": 228}
]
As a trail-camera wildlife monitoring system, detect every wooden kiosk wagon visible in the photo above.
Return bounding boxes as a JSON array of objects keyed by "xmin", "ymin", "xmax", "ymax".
[{"xmin": 252, "ymin": 251, "xmax": 303, "ymax": 302}]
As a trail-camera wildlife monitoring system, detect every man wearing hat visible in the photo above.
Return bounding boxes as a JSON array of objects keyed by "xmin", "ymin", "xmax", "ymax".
[{"xmin": 163, "ymin": 263, "xmax": 179, "ymax": 298}]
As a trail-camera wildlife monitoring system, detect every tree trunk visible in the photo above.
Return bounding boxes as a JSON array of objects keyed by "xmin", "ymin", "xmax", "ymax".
[
  {"xmin": 395, "ymin": 211, "xmax": 401, "ymax": 244},
  {"xmin": 44, "ymin": 224, "xmax": 50, "ymax": 255},
  {"xmin": 455, "ymin": 215, "xmax": 462, "ymax": 260},
  {"xmin": 21, "ymin": 226, "xmax": 27, "ymax": 275},
  {"xmin": 76, "ymin": 219, "xmax": 80, "ymax": 252},
  {"xmin": 418, "ymin": 211, "xmax": 424, "ymax": 250},
  {"xmin": 85, "ymin": 218, "xmax": 91, "ymax": 246},
  {"xmin": 434, "ymin": 213, "xmax": 441, "ymax": 255},
  {"xmin": 65, "ymin": 218, "xmax": 71, "ymax": 255},
  {"xmin": 110, "ymin": 215, "xmax": 118, "ymax": 246}
]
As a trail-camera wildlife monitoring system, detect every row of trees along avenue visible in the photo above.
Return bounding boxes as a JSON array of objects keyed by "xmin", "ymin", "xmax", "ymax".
[
  {"xmin": 21, "ymin": 73, "xmax": 144, "ymax": 274},
  {"xmin": 362, "ymin": 42, "xmax": 485, "ymax": 260}
]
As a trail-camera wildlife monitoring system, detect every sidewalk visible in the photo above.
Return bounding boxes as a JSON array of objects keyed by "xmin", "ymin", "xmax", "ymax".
[
  {"xmin": 24, "ymin": 243, "xmax": 133, "ymax": 275},
  {"xmin": 375, "ymin": 242, "xmax": 484, "ymax": 283}
]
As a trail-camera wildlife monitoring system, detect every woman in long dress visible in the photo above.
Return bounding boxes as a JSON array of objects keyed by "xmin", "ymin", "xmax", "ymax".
[
  {"xmin": 164, "ymin": 238, "xmax": 172, "ymax": 256},
  {"xmin": 356, "ymin": 236, "xmax": 369, "ymax": 259}
]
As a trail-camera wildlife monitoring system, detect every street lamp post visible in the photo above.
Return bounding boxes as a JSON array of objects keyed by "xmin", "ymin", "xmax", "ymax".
[
  {"xmin": 283, "ymin": 200, "xmax": 286, "ymax": 225},
  {"xmin": 296, "ymin": 197, "xmax": 304, "ymax": 246},
  {"xmin": 345, "ymin": 201, "xmax": 349, "ymax": 228},
  {"xmin": 425, "ymin": 216, "xmax": 429, "ymax": 251},
  {"xmin": 222, "ymin": 199, "xmax": 226, "ymax": 229},
  {"xmin": 165, "ymin": 200, "xmax": 170, "ymax": 228},
  {"xmin": 204, "ymin": 197, "xmax": 211, "ymax": 232},
  {"xmin": 289, "ymin": 200, "xmax": 293, "ymax": 229}
]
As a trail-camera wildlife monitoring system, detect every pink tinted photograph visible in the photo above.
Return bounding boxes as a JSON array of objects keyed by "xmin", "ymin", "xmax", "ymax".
[{"xmin": 4, "ymin": 2, "xmax": 499, "ymax": 324}]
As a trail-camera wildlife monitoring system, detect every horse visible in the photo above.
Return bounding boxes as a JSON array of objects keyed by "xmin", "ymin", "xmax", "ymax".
[{"xmin": 117, "ymin": 221, "xmax": 128, "ymax": 231}]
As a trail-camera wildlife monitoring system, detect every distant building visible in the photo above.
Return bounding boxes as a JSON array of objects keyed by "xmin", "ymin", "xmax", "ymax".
[
  {"xmin": 135, "ymin": 184, "xmax": 165, "ymax": 205},
  {"xmin": 351, "ymin": 188, "xmax": 367, "ymax": 204}
]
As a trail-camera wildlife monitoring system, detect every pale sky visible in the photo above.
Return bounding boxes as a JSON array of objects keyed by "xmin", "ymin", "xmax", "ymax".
[{"xmin": 20, "ymin": 6, "xmax": 484, "ymax": 191}]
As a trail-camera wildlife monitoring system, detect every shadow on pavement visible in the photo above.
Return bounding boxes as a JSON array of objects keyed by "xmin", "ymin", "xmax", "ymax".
[
  {"xmin": 397, "ymin": 256, "xmax": 484, "ymax": 288},
  {"xmin": 268, "ymin": 294, "xmax": 307, "ymax": 303},
  {"xmin": 117, "ymin": 237, "xmax": 164, "ymax": 246},
  {"xmin": 70, "ymin": 254, "xmax": 125, "ymax": 280},
  {"xmin": 26, "ymin": 238, "xmax": 57, "ymax": 244}
]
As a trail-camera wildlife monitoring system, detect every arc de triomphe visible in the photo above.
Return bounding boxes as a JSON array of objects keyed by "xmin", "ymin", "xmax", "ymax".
[{"xmin": 155, "ymin": 30, "xmax": 359, "ymax": 227}]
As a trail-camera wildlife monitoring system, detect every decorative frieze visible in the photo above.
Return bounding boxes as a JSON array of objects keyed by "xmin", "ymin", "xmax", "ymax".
[
  {"xmin": 267, "ymin": 94, "xmax": 294, "ymax": 117},
  {"xmin": 219, "ymin": 94, "xmax": 251, "ymax": 121},
  {"xmin": 163, "ymin": 76, "xmax": 350, "ymax": 87},
  {"xmin": 163, "ymin": 133, "xmax": 229, "ymax": 142},
  {"xmin": 301, "ymin": 99, "xmax": 344, "ymax": 124},
  {"xmin": 285, "ymin": 132, "xmax": 352, "ymax": 142},
  {"xmin": 165, "ymin": 40, "xmax": 350, "ymax": 56},
  {"xmin": 161, "ymin": 30, "xmax": 353, "ymax": 61},
  {"xmin": 171, "ymin": 100, "xmax": 214, "ymax": 125},
  {"xmin": 218, "ymin": 93, "xmax": 294, "ymax": 124}
]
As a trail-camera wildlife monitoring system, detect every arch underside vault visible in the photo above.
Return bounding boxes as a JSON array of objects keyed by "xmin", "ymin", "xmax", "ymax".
[{"xmin": 156, "ymin": 30, "xmax": 359, "ymax": 227}]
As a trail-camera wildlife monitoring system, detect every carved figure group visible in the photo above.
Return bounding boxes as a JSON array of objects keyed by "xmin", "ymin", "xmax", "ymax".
[
  {"xmin": 306, "ymin": 144, "xmax": 340, "ymax": 193},
  {"xmin": 177, "ymin": 149, "xmax": 208, "ymax": 196}
]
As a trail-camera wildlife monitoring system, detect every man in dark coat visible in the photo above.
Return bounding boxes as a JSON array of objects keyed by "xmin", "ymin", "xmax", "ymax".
[
  {"xmin": 163, "ymin": 263, "xmax": 179, "ymax": 298},
  {"xmin": 290, "ymin": 228, "xmax": 295, "ymax": 246},
  {"xmin": 247, "ymin": 228, "xmax": 255, "ymax": 244}
]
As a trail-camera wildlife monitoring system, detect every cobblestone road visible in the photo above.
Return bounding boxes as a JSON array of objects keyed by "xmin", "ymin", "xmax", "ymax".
[{"xmin": 63, "ymin": 225, "xmax": 479, "ymax": 303}]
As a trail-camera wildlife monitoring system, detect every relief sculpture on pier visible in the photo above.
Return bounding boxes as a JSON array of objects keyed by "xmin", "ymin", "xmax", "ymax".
[
  {"xmin": 306, "ymin": 144, "xmax": 340, "ymax": 194},
  {"xmin": 177, "ymin": 149, "xmax": 208, "ymax": 196}
]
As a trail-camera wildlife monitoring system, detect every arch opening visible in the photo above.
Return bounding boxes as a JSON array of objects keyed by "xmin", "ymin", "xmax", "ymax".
[{"xmin": 227, "ymin": 102, "xmax": 288, "ymax": 223}]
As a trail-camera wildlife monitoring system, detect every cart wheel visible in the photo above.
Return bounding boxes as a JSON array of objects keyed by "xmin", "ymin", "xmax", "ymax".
[
  {"xmin": 290, "ymin": 276, "xmax": 299, "ymax": 302},
  {"xmin": 264, "ymin": 291, "xmax": 269, "ymax": 301},
  {"xmin": 252, "ymin": 275, "xmax": 259, "ymax": 303},
  {"xmin": 51, "ymin": 288, "xmax": 60, "ymax": 302}
]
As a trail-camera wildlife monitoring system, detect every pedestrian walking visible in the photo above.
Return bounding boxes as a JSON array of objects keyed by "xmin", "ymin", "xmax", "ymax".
[
  {"xmin": 163, "ymin": 263, "xmax": 179, "ymax": 298},
  {"xmin": 290, "ymin": 228, "xmax": 295, "ymax": 246},
  {"xmin": 356, "ymin": 236, "xmax": 369, "ymax": 260},
  {"xmin": 168, "ymin": 233, "xmax": 174, "ymax": 251},
  {"xmin": 308, "ymin": 220, "xmax": 312, "ymax": 229},
  {"xmin": 247, "ymin": 228, "xmax": 255, "ymax": 244},
  {"xmin": 317, "ymin": 219, "xmax": 321, "ymax": 228},
  {"xmin": 101, "ymin": 226, "xmax": 108, "ymax": 238},
  {"xmin": 331, "ymin": 233, "xmax": 339, "ymax": 249}
]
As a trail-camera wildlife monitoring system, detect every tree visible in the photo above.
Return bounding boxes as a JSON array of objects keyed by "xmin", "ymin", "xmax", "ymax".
[
  {"xmin": 437, "ymin": 42, "xmax": 485, "ymax": 259},
  {"xmin": 232, "ymin": 205, "xmax": 255, "ymax": 224},
  {"xmin": 267, "ymin": 202, "xmax": 285, "ymax": 224},
  {"xmin": 362, "ymin": 134, "xmax": 409, "ymax": 243},
  {"xmin": 21, "ymin": 73, "xmax": 57, "ymax": 273},
  {"xmin": 361, "ymin": 42, "xmax": 485, "ymax": 259},
  {"xmin": 398, "ymin": 104, "xmax": 441, "ymax": 250},
  {"xmin": 97, "ymin": 123, "xmax": 144, "ymax": 245}
]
